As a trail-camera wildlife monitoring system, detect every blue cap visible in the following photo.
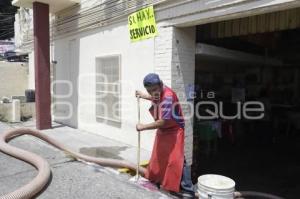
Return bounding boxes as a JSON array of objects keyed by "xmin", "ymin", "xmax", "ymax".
[{"xmin": 143, "ymin": 73, "xmax": 162, "ymax": 87}]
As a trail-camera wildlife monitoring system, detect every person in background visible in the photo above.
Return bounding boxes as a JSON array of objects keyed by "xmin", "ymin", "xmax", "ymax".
[{"xmin": 135, "ymin": 73, "xmax": 195, "ymax": 198}]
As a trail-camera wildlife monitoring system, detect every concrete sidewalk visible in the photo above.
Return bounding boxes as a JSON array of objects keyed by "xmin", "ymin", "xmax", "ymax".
[
  {"xmin": 11, "ymin": 120, "xmax": 152, "ymax": 164},
  {"xmin": 0, "ymin": 121, "xmax": 174, "ymax": 199}
]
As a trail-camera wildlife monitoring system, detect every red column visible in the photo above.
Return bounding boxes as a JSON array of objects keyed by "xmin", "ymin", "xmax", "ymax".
[{"xmin": 33, "ymin": 2, "xmax": 52, "ymax": 130}]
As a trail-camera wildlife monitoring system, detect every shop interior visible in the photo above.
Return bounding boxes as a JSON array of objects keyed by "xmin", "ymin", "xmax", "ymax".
[{"xmin": 192, "ymin": 11, "xmax": 300, "ymax": 198}]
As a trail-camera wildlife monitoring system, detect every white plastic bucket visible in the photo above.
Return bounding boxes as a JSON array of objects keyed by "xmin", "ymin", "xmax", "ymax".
[{"xmin": 197, "ymin": 174, "xmax": 235, "ymax": 199}]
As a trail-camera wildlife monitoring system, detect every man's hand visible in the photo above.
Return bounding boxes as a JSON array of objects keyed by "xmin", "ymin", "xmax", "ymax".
[
  {"xmin": 135, "ymin": 90, "xmax": 152, "ymax": 100},
  {"xmin": 136, "ymin": 120, "xmax": 166, "ymax": 131},
  {"xmin": 136, "ymin": 123, "xmax": 146, "ymax": 131},
  {"xmin": 135, "ymin": 90, "xmax": 144, "ymax": 98}
]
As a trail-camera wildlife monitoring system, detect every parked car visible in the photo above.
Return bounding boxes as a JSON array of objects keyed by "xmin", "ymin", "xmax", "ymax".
[{"xmin": 4, "ymin": 51, "xmax": 28, "ymax": 62}]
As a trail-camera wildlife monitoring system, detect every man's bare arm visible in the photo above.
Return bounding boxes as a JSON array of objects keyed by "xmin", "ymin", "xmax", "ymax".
[
  {"xmin": 136, "ymin": 119, "xmax": 165, "ymax": 131},
  {"xmin": 136, "ymin": 90, "xmax": 152, "ymax": 101}
]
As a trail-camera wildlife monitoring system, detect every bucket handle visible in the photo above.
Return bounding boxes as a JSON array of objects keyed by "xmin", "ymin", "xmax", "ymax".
[{"xmin": 207, "ymin": 193, "xmax": 234, "ymax": 199}]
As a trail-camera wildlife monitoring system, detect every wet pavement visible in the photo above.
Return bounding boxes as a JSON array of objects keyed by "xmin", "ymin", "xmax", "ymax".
[{"xmin": 0, "ymin": 121, "xmax": 174, "ymax": 199}]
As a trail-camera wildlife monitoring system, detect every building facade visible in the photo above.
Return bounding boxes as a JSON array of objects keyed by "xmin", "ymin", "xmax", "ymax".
[{"xmin": 14, "ymin": 0, "xmax": 300, "ymax": 165}]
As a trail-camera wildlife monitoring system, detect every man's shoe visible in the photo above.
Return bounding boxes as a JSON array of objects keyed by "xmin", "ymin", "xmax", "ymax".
[
  {"xmin": 180, "ymin": 191, "xmax": 195, "ymax": 199},
  {"xmin": 170, "ymin": 190, "xmax": 195, "ymax": 199}
]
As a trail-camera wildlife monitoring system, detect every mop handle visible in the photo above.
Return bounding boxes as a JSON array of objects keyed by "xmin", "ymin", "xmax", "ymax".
[{"xmin": 137, "ymin": 96, "xmax": 141, "ymax": 180}]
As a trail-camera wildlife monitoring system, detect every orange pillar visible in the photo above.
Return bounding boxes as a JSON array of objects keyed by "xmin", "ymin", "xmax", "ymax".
[{"xmin": 33, "ymin": 2, "xmax": 52, "ymax": 129}]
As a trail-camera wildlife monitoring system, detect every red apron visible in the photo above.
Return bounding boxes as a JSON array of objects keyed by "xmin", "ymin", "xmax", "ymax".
[{"xmin": 145, "ymin": 87, "xmax": 185, "ymax": 192}]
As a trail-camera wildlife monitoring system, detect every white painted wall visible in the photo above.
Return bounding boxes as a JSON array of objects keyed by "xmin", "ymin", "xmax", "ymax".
[
  {"xmin": 0, "ymin": 102, "xmax": 35, "ymax": 122},
  {"xmin": 54, "ymin": 21, "xmax": 156, "ymax": 151},
  {"xmin": 28, "ymin": 52, "xmax": 35, "ymax": 89},
  {"xmin": 172, "ymin": 27, "xmax": 195, "ymax": 166},
  {"xmin": 154, "ymin": 25, "xmax": 195, "ymax": 165},
  {"xmin": 14, "ymin": 8, "xmax": 33, "ymax": 52},
  {"xmin": 0, "ymin": 62, "xmax": 28, "ymax": 98}
]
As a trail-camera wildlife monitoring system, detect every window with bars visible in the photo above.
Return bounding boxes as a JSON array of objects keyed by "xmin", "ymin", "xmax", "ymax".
[{"xmin": 95, "ymin": 55, "xmax": 121, "ymax": 124}]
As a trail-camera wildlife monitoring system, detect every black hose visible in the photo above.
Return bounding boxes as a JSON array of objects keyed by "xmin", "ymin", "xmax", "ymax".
[{"xmin": 235, "ymin": 191, "xmax": 285, "ymax": 199}]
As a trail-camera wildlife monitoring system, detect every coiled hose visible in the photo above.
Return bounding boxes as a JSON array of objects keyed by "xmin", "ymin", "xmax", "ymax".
[
  {"xmin": 0, "ymin": 128, "xmax": 146, "ymax": 199},
  {"xmin": 234, "ymin": 191, "xmax": 285, "ymax": 199}
]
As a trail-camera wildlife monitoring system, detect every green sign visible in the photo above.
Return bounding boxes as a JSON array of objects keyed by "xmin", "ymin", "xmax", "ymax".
[{"xmin": 128, "ymin": 6, "xmax": 158, "ymax": 42}]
